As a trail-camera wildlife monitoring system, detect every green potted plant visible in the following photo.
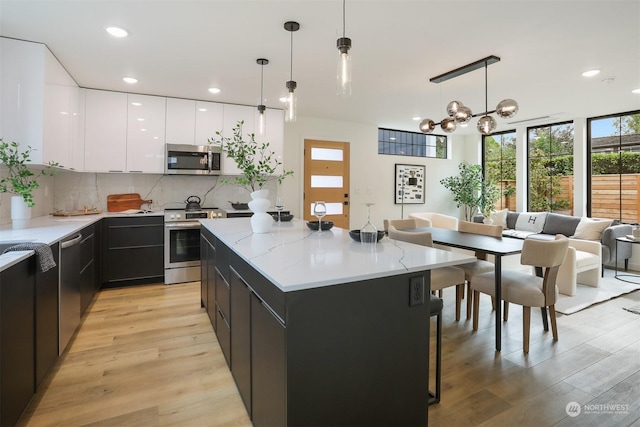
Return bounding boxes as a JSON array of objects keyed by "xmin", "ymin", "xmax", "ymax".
[
  {"xmin": 0, "ymin": 139, "xmax": 58, "ymax": 211},
  {"xmin": 479, "ymin": 179, "xmax": 501, "ymax": 223},
  {"xmin": 209, "ymin": 121, "xmax": 293, "ymax": 233},
  {"xmin": 209, "ymin": 121, "xmax": 293, "ymax": 194},
  {"xmin": 440, "ymin": 161, "xmax": 498, "ymax": 222}
]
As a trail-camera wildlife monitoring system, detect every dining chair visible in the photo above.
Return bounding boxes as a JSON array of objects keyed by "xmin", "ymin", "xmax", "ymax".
[
  {"xmin": 470, "ymin": 235, "xmax": 569, "ymax": 353},
  {"xmin": 387, "ymin": 226, "xmax": 466, "ymax": 320},
  {"xmin": 456, "ymin": 220, "xmax": 503, "ymax": 319},
  {"xmin": 383, "ymin": 218, "xmax": 420, "ymax": 232}
]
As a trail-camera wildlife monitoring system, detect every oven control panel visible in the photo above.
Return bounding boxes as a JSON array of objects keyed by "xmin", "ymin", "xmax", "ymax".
[{"xmin": 165, "ymin": 209, "xmax": 227, "ymax": 222}]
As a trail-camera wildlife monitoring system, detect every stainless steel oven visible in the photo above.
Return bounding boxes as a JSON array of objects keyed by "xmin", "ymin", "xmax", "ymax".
[{"xmin": 164, "ymin": 208, "xmax": 225, "ymax": 284}]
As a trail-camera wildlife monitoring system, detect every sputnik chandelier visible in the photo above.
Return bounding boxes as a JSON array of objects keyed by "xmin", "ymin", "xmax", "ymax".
[{"xmin": 419, "ymin": 55, "xmax": 519, "ymax": 136}]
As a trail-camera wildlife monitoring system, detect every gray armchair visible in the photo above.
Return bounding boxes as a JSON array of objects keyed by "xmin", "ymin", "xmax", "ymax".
[{"xmin": 601, "ymin": 224, "xmax": 633, "ymax": 276}]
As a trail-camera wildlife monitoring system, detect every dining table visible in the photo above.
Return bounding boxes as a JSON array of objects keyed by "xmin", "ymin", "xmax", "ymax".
[{"xmin": 408, "ymin": 226, "xmax": 525, "ymax": 351}]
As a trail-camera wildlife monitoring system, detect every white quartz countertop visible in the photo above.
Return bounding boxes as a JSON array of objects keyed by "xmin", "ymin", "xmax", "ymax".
[
  {"xmin": 0, "ymin": 211, "xmax": 163, "ymax": 272},
  {"xmin": 201, "ymin": 218, "xmax": 475, "ymax": 292}
]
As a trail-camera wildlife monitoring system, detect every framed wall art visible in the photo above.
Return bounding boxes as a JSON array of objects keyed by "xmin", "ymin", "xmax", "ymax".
[{"xmin": 394, "ymin": 164, "xmax": 425, "ymax": 204}]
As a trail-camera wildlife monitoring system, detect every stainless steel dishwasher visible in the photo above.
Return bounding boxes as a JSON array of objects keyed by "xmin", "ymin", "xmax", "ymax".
[{"xmin": 59, "ymin": 232, "xmax": 82, "ymax": 354}]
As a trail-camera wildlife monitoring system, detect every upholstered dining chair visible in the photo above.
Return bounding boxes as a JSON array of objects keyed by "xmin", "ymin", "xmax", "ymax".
[
  {"xmin": 387, "ymin": 225, "xmax": 466, "ymax": 320},
  {"xmin": 470, "ymin": 235, "xmax": 569, "ymax": 353},
  {"xmin": 456, "ymin": 220, "xmax": 503, "ymax": 320},
  {"xmin": 383, "ymin": 218, "xmax": 421, "ymax": 232}
]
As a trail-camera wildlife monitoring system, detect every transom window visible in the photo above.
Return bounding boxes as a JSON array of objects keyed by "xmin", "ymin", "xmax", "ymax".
[{"xmin": 378, "ymin": 128, "xmax": 446, "ymax": 159}]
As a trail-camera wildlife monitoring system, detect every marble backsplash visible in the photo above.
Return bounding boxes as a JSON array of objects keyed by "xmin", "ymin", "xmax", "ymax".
[{"xmin": 0, "ymin": 169, "xmax": 280, "ymax": 225}]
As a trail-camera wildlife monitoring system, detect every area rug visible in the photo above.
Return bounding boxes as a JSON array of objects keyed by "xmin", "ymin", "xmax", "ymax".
[
  {"xmin": 555, "ymin": 276, "xmax": 640, "ymax": 315},
  {"xmin": 623, "ymin": 305, "xmax": 640, "ymax": 315}
]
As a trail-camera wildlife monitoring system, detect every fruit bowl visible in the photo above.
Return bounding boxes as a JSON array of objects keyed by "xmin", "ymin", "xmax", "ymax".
[
  {"xmin": 272, "ymin": 213, "xmax": 294, "ymax": 222},
  {"xmin": 306, "ymin": 221, "xmax": 334, "ymax": 231},
  {"xmin": 349, "ymin": 230, "xmax": 386, "ymax": 242}
]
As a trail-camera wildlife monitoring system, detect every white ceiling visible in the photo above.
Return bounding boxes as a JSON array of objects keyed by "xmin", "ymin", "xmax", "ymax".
[{"xmin": 1, "ymin": 0, "xmax": 639, "ymax": 135}]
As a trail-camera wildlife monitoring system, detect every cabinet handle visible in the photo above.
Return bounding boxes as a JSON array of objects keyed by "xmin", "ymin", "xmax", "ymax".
[
  {"xmin": 108, "ymin": 170, "xmax": 124, "ymax": 173},
  {"xmin": 61, "ymin": 233, "xmax": 82, "ymax": 248},
  {"xmin": 129, "ymin": 170, "xmax": 143, "ymax": 173}
]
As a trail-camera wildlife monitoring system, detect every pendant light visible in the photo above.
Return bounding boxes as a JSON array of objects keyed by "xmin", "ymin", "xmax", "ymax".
[
  {"xmin": 256, "ymin": 58, "xmax": 268, "ymax": 137},
  {"xmin": 336, "ymin": 0, "xmax": 352, "ymax": 96},
  {"xmin": 284, "ymin": 21, "xmax": 300, "ymax": 123}
]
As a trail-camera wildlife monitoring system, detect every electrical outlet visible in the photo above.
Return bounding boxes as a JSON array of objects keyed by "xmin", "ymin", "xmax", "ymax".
[
  {"xmin": 410, "ymin": 276, "xmax": 424, "ymax": 306},
  {"xmin": 128, "ymin": 186, "xmax": 135, "ymax": 193}
]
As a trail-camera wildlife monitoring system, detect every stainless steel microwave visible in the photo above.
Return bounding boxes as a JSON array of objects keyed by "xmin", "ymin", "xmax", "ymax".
[{"xmin": 165, "ymin": 144, "xmax": 222, "ymax": 175}]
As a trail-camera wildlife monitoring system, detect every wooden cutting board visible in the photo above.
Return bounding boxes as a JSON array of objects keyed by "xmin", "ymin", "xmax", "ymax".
[{"xmin": 107, "ymin": 193, "xmax": 153, "ymax": 212}]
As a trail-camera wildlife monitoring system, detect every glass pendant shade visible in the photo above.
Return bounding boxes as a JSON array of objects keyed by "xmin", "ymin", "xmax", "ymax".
[
  {"xmin": 256, "ymin": 105, "xmax": 266, "ymax": 136},
  {"xmin": 477, "ymin": 115, "xmax": 497, "ymax": 135},
  {"xmin": 441, "ymin": 117, "xmax": 457, "ymax": 133},
  {"xmin": 446, "ymin": 100, "xmax": 463, "ymax": 117},
  {"xmin": 419, "ymin": 118, "xmax": 435, "ymax": 134},
  {"xmin": 454, "ymin": 105, "xmax": 472, "ymax": 124},
  {"xmin": 496, "ymin": 98, "xmax": 519, "ymax": 118},
  {"xmin": 336, "ymin": 37, "xmax": 352, "ymax": 96},
  {"xmin": 285, "ymin": 81, "xmax": 297, "ymax": 123}
]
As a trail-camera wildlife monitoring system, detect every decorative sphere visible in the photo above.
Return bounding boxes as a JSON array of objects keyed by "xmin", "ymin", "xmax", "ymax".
[
  {"xmin": 419, "ymin": 118, "xmax": 436, "ymax": 134},
  {"xmin": 496, "ymin": 99, "xmax": 519, "ymax": 118},
  {"xmin": 446, "ymin": 100, "xmax": 463, "ymax": 117},
  {"xmin": 441, "ymin": 117, "xmax": 457, "ymax": 133},
  {"xmin": 454, "ymin": 105, "xmax": 472, "ymax": 124},
  {"xmin": 477, "ymin": 115, "xmax": 497, "ymax": 135}
]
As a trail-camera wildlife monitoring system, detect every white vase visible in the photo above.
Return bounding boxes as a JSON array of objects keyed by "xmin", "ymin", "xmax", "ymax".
[
  {"xmin": 248, "ymin": 189, "xmax": 272, "ymax": 233},
  {"xmin": 483, "ymin": 217, "xmax": 494, "ymax": 225},
  {"xmin": 11, "ymin": 195, "xmax": 32, "ymax": 228}
]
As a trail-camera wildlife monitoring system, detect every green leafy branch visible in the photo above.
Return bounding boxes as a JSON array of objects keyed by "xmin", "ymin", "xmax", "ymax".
[
  {"xmin": 209, "ymin": 121, "xmax": 293, "ymax": 193},
  {"xmin": 0, "ymin": 139, "xmax": 58, "ymax": 207}
]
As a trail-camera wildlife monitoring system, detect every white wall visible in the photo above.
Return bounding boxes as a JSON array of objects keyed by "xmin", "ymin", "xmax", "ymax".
[{"xmin": 282, "ymin": 116, "xmax": 478, "ymax": 230}]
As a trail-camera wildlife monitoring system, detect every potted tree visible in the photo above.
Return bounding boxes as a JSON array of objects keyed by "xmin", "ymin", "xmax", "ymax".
[
  {"xmin": 0, "ymin": 139, "xmax": 58, "ymax": 224},
  {"xmin": 209, "ymin": 121, "xmax": 293, "ymax": 233},
  {"xmin": 440, "ymin": 161, "xmax": 498, "ymax": 222}
]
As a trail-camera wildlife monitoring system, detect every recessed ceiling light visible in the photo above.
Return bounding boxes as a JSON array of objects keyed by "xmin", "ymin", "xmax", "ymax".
[
  {"xmin": 131, "ymin": 102, "xmax": 142, "ymax": 106},
  {"xmin": 279, "ymin": 97, "xmax": 288, "ymax": 103},
  {"xmin": 137, "ymin": 118, "xmax": 144, "ymax": 121},
  {"xmin": 632, "ymin": 88, "xmax": 640, "ymax": 94},
  {"xmin": 106, "ymin": 26, "xmax": 128, "ymax": 38},
  {"xmin": 582, "ymin": 69, "xmax": 600, "ymax": 77},
  {"xmin": 123, "ymin": 77, "xmax": 138, "ymax": 84},
  {"xmin": 198, "ymin": 108, "xmax": 208, "ymax": 112},
  {"xmin": 412, "ymin": 117, "xmax": 421, "ymax": 121},
  {"xmin": 208, "ymin": 87, "xmax": 221, "ymax": 94}
]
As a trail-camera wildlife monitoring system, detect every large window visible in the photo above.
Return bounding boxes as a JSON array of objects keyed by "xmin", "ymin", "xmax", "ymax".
[
  {"xmin": 527, "ymin": 122, "xmax": 574, "ymax": 213},
  {"xmin": 378, "ymin": 128, "xmax": 446, "ymax": 159},
  {"xmin": 588, "ymin": 111, "xmax": 640, "ymax": 222},
  {"xmin": 483, "ymin": 130, "xmax": 517, "ymax": 211}
]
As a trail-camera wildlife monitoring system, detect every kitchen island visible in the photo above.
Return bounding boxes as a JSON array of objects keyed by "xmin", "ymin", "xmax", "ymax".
[{"xmin": 200, "ymin": 218, "xmax": 475, "ymax": 426}]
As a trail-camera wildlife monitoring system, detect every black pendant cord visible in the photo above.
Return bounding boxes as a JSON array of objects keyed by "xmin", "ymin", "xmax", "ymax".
[
  {"xmin": 342, "ymin": 0, "xmax": 346, "ymax": 38},
  {"xmin": 289, "ymin": 30, "xmax": 294, "ymax": 81},
  {"xmin": 260, "ymin": 63, "xmax": 264, "ymax": 103},
  {"xmin": 484, "ymin": 61, "xmax": 488, "ymax": 114}
]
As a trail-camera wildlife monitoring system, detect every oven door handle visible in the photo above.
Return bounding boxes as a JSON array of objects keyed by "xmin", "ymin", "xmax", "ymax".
[{"xmin": 165, "ymin": 222, "xmax": 201, "ymax": 228}]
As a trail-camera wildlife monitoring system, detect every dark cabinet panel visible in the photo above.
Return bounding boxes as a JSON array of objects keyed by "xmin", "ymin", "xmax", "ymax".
[
  {"xmin": 35, "ymin": 242, "xmax": 59, "ymax": 388},
  {"xmin": 1, "ymin": 257, "xmax": 36, "ymax": 427},
  {"xmin": 230, "ymin": 267, "xmax": 252, "ymax": 416},
  {"xmin": 251, "ymin": 293, "xmax": 286, "ymax": 427},
  {"xmin": 79, "ymin": 226, "xmax": 95, "ymax": 315},
  {"xmin": 215, "ymin": 267, "xmax": 230, "ymax": 321},
  {"xmin": 200, "ymin": 234, "xmax": 209, "ymax": 308},
  {"xmin": 215, "ymin": 305, "xmax": 231, "ymax": 367},
  {"xmin": 102, "ymin": 216, "xmax": 164, "ymax": 287},
  {"xmin": 206, "ymin": 246, "xmax": 216, "ymax": 330}
]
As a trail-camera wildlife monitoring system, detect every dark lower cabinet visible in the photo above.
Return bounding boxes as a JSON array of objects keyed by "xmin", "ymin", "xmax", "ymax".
[
  {"xmin": 102, "ymin": 216, "xmax": 164, "ymax": 287},
  {"xmin": 35, "ymin": 242, "xmax": 60, "ymax": 388},
  {"xmin": 0, "ymin": 257, "xmax": 36, "ymax": 427},
  {"xmin": 250, "ymin": 293, "xmax": 286, "ymax": 427},
  {"xmin": 79, "ymin": 224, "xmax": 95, "ymax": 315},
  {"xmin": 230, "ymin": 268, "xmax": 252, "ymax": 415}
]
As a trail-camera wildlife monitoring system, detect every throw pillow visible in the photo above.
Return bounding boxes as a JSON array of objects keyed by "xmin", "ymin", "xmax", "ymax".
[
  {"xmin": 572, "ymin": 217, "xmax": 613, "ymax": 241},
  {"xmin": 542, "ymin": 213, "xmax": 581, "ymax": 236},
  {"xmin": 489, "ymin": 209, "xmax": 508, "ymax": 229},
  {"xmin": 515, "ymin": 212, "xmax": 547, "ymax": 233}
]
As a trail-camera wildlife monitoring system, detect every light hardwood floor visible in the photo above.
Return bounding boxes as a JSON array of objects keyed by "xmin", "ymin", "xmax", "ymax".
[{"xmin": 18, "ymin": 279, "xmax": 640, "ymax": 426}]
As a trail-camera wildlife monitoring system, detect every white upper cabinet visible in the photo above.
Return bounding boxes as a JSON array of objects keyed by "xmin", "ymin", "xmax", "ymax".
[
  {"xmin": 195, "ymin": 101, "xmax": 223, "ymax": 145},
  {"xmin": 126, "ymin": 94, "xmax": 166, "ymax": 173},
  {"xmin": 84, "ymin": 89, "xmax": 127, "ymax": 172},
  {"xmin": 165, "ymin": 98, "xmax": 195, "ymax": 145},
  {"xmin": 0, "ymin": 38, "xmax": 82, "ymax": 170}
]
